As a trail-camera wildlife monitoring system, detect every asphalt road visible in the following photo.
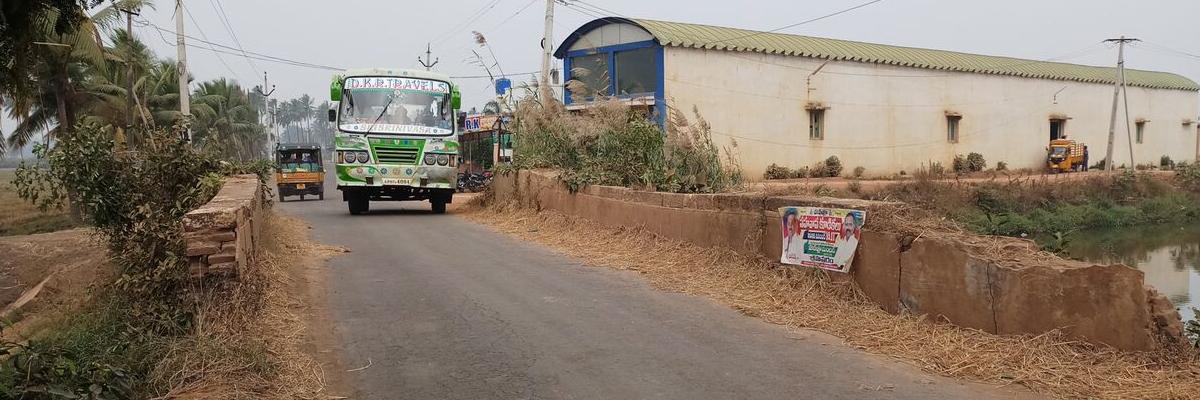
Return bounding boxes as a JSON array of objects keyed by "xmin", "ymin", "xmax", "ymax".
[{"xmin": 280, "ymin": 175, "xmax": 1027, "ymax": 400}]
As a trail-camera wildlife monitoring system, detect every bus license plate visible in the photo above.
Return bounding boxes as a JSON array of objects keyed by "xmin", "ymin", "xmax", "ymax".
[
  {"xmin": 295, "ymin": 184, "xmax": 306, "ymax": 189},
  {"xmin": 382, "ymin": 178, "xmax": 412, "ymax": 186}
]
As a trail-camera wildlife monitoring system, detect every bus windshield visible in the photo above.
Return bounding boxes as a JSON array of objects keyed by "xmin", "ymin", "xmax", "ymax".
[{"xmin": 338, "ymin": 76, "xmax": 453, "ymax": 136}]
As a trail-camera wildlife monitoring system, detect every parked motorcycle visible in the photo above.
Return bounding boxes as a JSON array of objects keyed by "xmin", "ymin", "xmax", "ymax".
[{"xmin": 457, "ymin": 172, "xmax": 492, "ymax": 193}]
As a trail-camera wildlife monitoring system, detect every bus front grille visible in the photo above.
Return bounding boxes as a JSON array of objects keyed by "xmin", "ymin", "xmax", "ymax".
[{"xmin": 374, "ymin": 147, "xmax": 420, "ymax": 165}]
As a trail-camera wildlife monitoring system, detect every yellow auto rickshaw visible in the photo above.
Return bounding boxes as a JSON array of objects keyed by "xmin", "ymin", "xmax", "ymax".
[{"xmin": 276, "ymin": 143, "xmax": 325, "ymax": 201}]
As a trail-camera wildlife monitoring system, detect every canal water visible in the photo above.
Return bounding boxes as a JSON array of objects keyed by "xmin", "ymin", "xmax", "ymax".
[{"xmin": 1056, "ymin": 224, "xmax": 1200, "ymax": 321}]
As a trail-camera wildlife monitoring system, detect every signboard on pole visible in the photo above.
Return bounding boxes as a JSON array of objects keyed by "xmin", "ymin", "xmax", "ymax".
[{"xmin": 779, "ymin": 207, "xmax": 866, "ymax": 273}]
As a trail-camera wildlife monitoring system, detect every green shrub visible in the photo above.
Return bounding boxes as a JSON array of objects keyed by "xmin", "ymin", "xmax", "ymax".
[
  {"xmin": 952, "ymin": 154, "xmax": 968, "ymax": 173},
  {"xmin": 515, "ymin": 101, "xmax": 741, "ymax": 194},
  {"xmin": 764, "ymin": 164, "xmax": 791, "ymax": 180},
  {"xmin": 7, "ymin": 123, "xmax": 262, "ymax": 395},
  {"xmin": 823, "ymin": 156, "xmax": 843, "ymax": 177},
  {"xmin": 810, "ymin": 164, "xmax": 829, "ymax": 178},
  {"xmin": 995, "ymin": 161, "xmax": 1008, "ymax": 171},
  {"xmin": 1160, "ymin": 155, "xmax": 1175, "ymax": 170},
  {"xmin": 966, "ymin": 152, "xmax": 986, "ymax": 172},
  {"xmin": 1178, "ymin": 163, "xmax": 1200, "ymax": 192},
  {"xmin": 852, "ymin": 166, "xmax": 865, "ymax": 178}
]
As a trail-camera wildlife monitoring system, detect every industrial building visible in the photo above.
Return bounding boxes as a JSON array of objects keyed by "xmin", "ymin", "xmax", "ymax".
[{"xmin": 554, "ymin": 17, "xmax": 1200, "ymax": 177}]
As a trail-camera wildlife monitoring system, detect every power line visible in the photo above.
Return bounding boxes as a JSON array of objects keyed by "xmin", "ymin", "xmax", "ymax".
[
  {"xmin": 430, "ymin": 0, "xmax": 505, "ymax": 46},
  {"xmin": 208, "ymin": 0, "xmax": 261, "ymax": 75},
  {"xmin": 705, "ymin": 0, "xmax": 885, "ymax": 45},
  {"xmin": 1137, "ymin": 41, "xmax": 1200, "ymax": 61},
  {"xmin": 452, "ymin": 71, "xmax": 539, "ymax": 79},
  {"xmin": 183, "ymin": 5, "xmax": 243, "ymax": 81},
  {"xmin": 137, "ymin": 19, "xmax": 344, "ymax": 70},
  {"xmin": 139, "ymin": 21, "xmax": 342, "ymax": 71},
  {"xmin": 486, "ymin": 0, "xmax": 539, "ymax": 32}
]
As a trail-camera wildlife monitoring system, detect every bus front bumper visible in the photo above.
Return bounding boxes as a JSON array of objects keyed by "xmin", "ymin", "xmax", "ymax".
[{"xmin": 335, "ymin": 164, "xmax": 456, "ymax": 190}]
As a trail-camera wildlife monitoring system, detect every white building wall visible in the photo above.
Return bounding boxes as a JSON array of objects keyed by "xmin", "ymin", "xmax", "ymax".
[{"xmin": 663, "ymin": 47, "xmax": 1200, "ymax": 178}]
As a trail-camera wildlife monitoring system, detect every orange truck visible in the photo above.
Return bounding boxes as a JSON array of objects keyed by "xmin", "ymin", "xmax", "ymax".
[
  {"xmin": 1046, "ymin": 139, "xmax": 1088, "ymax": 173},
  {"xmin": 276, "ymin": 143, "xmax": 325, "ymax": 201}
]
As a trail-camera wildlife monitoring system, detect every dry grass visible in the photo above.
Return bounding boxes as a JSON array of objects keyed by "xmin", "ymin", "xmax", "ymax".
[
  {"xmin": 0, "ymin": 169, "xmax": 76, "ymax": 236},
  {"xmin": 153, "ymin": 212, "xmax": 344, "ymax": 399},
  {"xmin": 463, "ymin": 204, "xmax": 1200, "ymax": 400}
]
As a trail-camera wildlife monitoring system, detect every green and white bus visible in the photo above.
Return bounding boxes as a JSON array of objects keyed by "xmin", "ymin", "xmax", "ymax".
[{"xmin": 329, "ymin": 68, "xmax": 462, "ymax": 215}]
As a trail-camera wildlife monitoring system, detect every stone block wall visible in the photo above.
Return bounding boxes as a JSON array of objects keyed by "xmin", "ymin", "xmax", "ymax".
[
  {"xmin": 183, "ymin": 175, "xmax": 265, "ymax": 279},
  {"xmin": 494, "ymin": 169, "xmax": 1183, "ymax": 350}
]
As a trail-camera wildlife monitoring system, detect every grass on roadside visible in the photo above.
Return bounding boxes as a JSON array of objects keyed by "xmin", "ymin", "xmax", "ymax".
[
  {"xmin": 463, "ymin": 204, "xmax": 1200, "ymax": 400},
  {"xmin": 0, "ymin": 169, "xmax": 76, "ymax": 236}
]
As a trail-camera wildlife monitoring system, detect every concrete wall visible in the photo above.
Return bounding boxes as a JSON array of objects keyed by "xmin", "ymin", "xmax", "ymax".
[
  {"xmin": 183, "ymin": 175, "xmax": 265, "ymax": 279},
  {"xmin": 496, "ymin": 170, "xmax": 1184, "ymax": 350},
  {"xmin": 663, "ymin": 47, "xmax": 1200, "ymax": 178}
]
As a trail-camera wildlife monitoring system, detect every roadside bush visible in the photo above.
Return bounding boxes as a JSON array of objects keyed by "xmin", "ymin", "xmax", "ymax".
[
  {"xmin": 1161, "ymin": 155, "xmax": 1175, "ymax": 170},
  {"xmin": 995, "ymin": 161, "xmax": 1008, "ymax": 171},
  {"xmin": 966, "ymin": 152, "xmax": 986, "ymax": 172},
  {"xmin": 1178, "ymin": 162, "xmax": 1200, "ymax": 192},
  {"xmin": 852, "ymin": 166, "xmax": 865, "ymax": 178},
  {"xmin": 847, "ymin": 181, "xmax": 863, "ymax": 194},
  {"xmin": 822, "ymin": 156, "xmax": 843, "ymax": 177},
  {"xmin": 764, "ymin": 164, "xmax": 791, "ymax": 180},
  {"xmin": 952, "ymin": 154, "xmax": 968, "ymax": 173},
  {"xmin": 514, "ymin": 100, "xmax": 741, "ymax": 193},
  {"xmin": 5, "ymin": 123, "xmax": 257, "ymax": 396}
]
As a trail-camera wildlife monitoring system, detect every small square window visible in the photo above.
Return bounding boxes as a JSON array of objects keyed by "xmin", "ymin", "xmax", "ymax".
[
  {"xmin": 808, "ymin": 109, "xmax": 825, "ymax": 140},
  {"xmin": 1136, "ymin": 121, "xmax": 1145, "ymax": 144},
  {"xmin": 946, "ymin": 116, "xmax": 961, "ymax": 143}
]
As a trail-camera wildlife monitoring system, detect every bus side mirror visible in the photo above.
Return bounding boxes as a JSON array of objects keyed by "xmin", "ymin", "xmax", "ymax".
[{"xmin": 327, "ymin": 109, "xmax": 336, "ymax": 122}]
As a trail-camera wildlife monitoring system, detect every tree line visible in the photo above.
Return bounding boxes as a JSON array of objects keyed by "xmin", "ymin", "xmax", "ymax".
[{"xmin": 1, "ymin": 0, "xmax": 269, "ymax": 161}]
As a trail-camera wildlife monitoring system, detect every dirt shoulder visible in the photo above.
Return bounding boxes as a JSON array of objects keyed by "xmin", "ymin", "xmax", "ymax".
[
  {"xmin": 261, "ymin": 211, "xmax": 355, "ymax": 398},
  {"xmin": 0, "ymin": 228, "xmax": 109, "ymax": 338}
]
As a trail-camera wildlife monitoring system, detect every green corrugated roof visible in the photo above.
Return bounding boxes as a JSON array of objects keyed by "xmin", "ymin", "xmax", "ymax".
[{"xmin": 626, "ymin": 19, "xmax": 1200, "ymax": 91}]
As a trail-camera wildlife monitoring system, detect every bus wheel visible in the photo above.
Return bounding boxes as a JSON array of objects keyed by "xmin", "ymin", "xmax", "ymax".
[
  {"xmin": 319, "ymin": 191, "xmax": 324, "ymax": 200},
  {"xmin": 348, "ymin": 194, "xmax": 369, "ymax": 215},
  {"xmin": 431, "ymin": 199, "xmax": 447, "ymax": 214}
]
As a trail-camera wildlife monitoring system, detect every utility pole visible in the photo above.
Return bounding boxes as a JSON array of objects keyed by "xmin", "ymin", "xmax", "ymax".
[
  {"xmin": 1103, "ymin": 36, "xmax": 1139, "ymax": 171},
  {"xmin": 539, "ymin": 0, "xmax": 555, "ymax": 101},
  {"xmin": 175, "ymin": 0, "xmax": 191, "ymax": 141},
  {"xmin": 255, "ymin": 72, "xmax": 276, "ymax": 150},
  {"xmin": 418, "ymin": 43, "xmax": 439, "ymax": 71}
]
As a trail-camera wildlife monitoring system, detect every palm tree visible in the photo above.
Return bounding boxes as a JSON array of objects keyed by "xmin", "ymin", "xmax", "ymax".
[
  {"xmin": 190, "ymin": 78, "xmax": 265, "ymax": 160},
  {"xmin": 3, "ymin": 0, "xmax": 154, "ymax": 151}
]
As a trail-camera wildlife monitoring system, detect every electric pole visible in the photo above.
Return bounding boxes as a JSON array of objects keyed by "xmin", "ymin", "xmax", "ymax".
[
  {"xmin": 175, "ymin": 0, "xmax": 191, "ymax": 141},
  {"xmin": 1103, "ymin": 36, "xmax": 1139, "ymax": 171},
  {"xmin": 540, "ymin": 0, "xmax": 555, "ymax": 101},
  {"xmin": 418, "ymin": 43, "xmax": 439, "ymax": 71},
  {"xmin": 256, "ymin": 72, "xmax": 276, "ymax": 150}
]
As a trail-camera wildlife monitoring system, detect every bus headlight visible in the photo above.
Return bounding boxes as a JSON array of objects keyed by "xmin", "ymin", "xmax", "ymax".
[
  {"xmin": 355, "ymin": 151, "xmax": 370, "ymax": 163},
  {"xmin": 339, "ymin": 151, "xmax": 353, "ymax": 163},
  {"xmin": 423, "ymin": 153, "xmax": 436, "ymax": 165},
  {"xmin": 436, "ymin": 154, "xmax": 449, "ymax": 166}
]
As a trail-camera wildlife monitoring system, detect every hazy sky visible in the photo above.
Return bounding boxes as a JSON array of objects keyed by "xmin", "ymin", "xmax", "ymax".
[{"xmin": 5, "ymin": 0, "xmax": 1200, "ymax": 154}]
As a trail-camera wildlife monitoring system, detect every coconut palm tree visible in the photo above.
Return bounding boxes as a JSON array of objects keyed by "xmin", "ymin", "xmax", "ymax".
[
  {"xmin": 190, "ymin": 78, "xmax": 265, "ymax": 160},
  {"xmin": 3, "ymin": 0, "xmax": 154, "ymax": 151}
]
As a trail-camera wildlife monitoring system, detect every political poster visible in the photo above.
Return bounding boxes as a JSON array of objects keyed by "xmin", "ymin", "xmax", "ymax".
[{"xmin": 779, "ymin": 207, "xmax": 866, "ymax": 273}]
